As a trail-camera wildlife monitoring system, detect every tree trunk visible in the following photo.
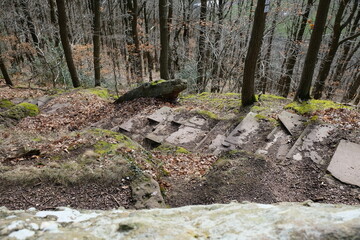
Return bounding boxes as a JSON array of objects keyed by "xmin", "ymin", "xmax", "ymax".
[
  {"xmin": 210, "ymin": 0, "xmax": 224, "ymax": 93},
  {"xmin": 144, "ymin": 3, "xmax": 153, "ymax": 82},
  {"xmin": 294, "ymin": 0, "xmax": 330, "ymax": 101},
  {"xmin": 159, "ymin": 0, "xmax": 170, "ymax": 80},
  {"xmin": 327, "ymin": 6, "xmax": 360, "ymax": 99},
  {"xmin": 56, "ymin": 0, "xmax": 81, "ymax": 88},
  {"xmin": 259, "ymin": 0, "xmax": 282, "ymax": 94},
  {"xmin": 278, "ymin": 0, "xmax": 314, "ymax": 97},
  {"xmin": 241, "ymin": 0, "xmax": 267, "ymax": 106},
  {"xmin": 20, "ymin": 0, "xmax": 40, "ymax": 48},
  {"xmin": 48, "ymin": 0, "xmax": 59, "ymax": 47},
  {"xmin": 0, "ymin": 56, "xmax": 13, "ymax": 87},
  {"xmin": 342, "ymin": 73, "xmax": 360, "ymax": 103},
  {"xmin": 93, "ymin": 0, "xmax": 101, "ymax": 86},
  {"xmin": 312, "ymin": 0, "xmax": 352, "ymax": 99},
  {"xmin": 196, "ymin": 0, "xmax": 207, "ymax": 93}
]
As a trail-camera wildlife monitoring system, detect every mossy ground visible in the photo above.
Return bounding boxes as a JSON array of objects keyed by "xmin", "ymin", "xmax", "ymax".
[
  {"xmin": 153, "ymin": 144, "xmax": 191, "ymax": 155},
  {"xmin": 285, "ymin": 99, "xmax": 351, "ymax": 115},
  {"xmin": 0, "ymin": 128, "xmax": 155, "ymax": 186}
]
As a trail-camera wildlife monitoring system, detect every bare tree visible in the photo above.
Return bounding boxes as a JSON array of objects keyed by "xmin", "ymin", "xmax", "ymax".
[
  {"xmin": 159, "ymin": 0, "xmax": 170, "ymax": 80},
  {"xmin": 93, "ymin": 0, "xmax": 101, "ymax": 86},
  {"xmin": 294, "ymin": 0, "xmax": 331, "ymax": 101},
  {"xmin": 56, "ymin": 0, "xmax": 81, "ymax": 88},
  {"xmin": 196, "ymin": 0, "xmax": 207, "ymax": 93},
  {"xmin": 312, "ymin": 0, "xmax": 356, "ymax": 99},
  {"xmin": 0, "ymin": 55, "xmax": 13, "ymax": 86},
  {"xmin": 242, "ymin": 0, "xmax": 267, "ymax": 106}
]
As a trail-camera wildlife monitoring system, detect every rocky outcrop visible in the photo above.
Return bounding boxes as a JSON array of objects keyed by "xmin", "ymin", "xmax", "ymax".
[
  {"xmin": 114, "ymin": 79, "xmax": 187, "ymax": 104},
  {"xmin": 1, "ymin": 202, "xmax": 360, "ymax": 239}
]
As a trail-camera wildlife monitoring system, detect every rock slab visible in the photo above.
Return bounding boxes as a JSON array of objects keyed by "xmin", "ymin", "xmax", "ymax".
[
  {"xmin": 1, "ymin": 202, "xmax": 360, "ymax": 239},
  {"xmin": 327, "ymin": 140, "xmax": 360, "ymax": 187}
]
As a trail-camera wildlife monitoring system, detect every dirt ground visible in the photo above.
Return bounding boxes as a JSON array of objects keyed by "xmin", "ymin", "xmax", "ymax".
[{"xmin": 1, "ymin": 85, "xmax": 360, "ymax": 210}]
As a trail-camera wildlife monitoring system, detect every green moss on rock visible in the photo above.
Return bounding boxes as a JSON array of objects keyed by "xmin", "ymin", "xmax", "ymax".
[
  {"xmin": 150, "ymin": 80, "xmax": 166, "ymax": 86},
  {"xmin": 0, "ymin": 102, "xmax": 39, "ymax": 120},
  {"xmin": 196, "ymin": 110, "xmax": 219, "ymax": 120},
  {"xmin": 0, "ymin": 99, "xmax": 15, "ymax": 109},
  {"xmin": 83, "ymin": 88, "xmax": 111, "ymax": 99},
  {"xmin": 285, "ymin": 100, "xmax": 351, "ymax": 115}
]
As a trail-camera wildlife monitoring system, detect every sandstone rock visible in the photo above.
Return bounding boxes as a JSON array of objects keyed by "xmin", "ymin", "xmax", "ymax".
[{"xmin": 1, "ymin": 202, "xmax": 360, "ymax": 239}]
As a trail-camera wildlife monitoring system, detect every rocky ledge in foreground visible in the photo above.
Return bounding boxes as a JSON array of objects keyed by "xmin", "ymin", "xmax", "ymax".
[{"xmin": 1, "ymin": 202, "xmax": 360, "ymax": 240}]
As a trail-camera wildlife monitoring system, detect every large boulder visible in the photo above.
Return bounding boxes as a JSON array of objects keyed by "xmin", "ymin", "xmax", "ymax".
[
  {"xmin": 115, "ymin": 79, "xmax": 187, "ymax": 104},
  {"xmin": 1, "ymin": 202, "xmax": 360, "ymax": 239}
]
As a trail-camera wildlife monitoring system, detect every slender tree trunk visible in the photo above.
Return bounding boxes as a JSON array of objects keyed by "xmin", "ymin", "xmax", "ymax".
[
  {"xmin": 278, "ymin": 0, "xmax": 314, "ymax": 97},
  {"xmin": 93, "ymin": 0, "xmax": 101, "ymax": 86},
  {"xmin": 241, "ymin": 0, "xmax": 267, "ymax": 106},
  {"xmin": 342, "ymin": 73, "xmax": 360, "ymax": 103},
  {"xmin": 144, "ymin": 4, "xmax": 153, "ymax": 82},
  {"xmin": 259, "ymin": 0, "xmax": 282, "ymax": 94},
  {"xmin": 20, "ymin": 0, "xmax": 40, "ymax": 48},
  {"xmin": 327, "ymin": 7, "xmax": 360, "ymax": 98},
  {"xmin": 159, "ymin": 0, "xmax": 170, "ymax": 80},
  {"xmin": 196, "ymin": 0, "xmax": 207, "ymax": 93},
  {"xmin": 312, "ymin": 0, "xmax": 353, "ymax": 99},
  {"xmin": 168, "ymin": 0, "xmax": 174, "ymax": 79},
  {"xmin": 56, "ymin": 0, "xmax": 81, "ymax": 88},
  {"xmin": 211, "ymin": 0, "xmax": 224, "ymax": 93},
  {"xmin": 0, "ymin": 56, "xmax": 13, "ymax": 87},
  {"xmin": 49, "ymin": 0, "xmax": 59, "ymax": 47},
  {"xmin": 294, "ymin": 0, "xmax": 330, "ymax": 101}
]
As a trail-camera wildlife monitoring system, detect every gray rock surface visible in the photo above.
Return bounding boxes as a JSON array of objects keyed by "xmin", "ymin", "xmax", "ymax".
[
  {"xmin": 278, "ymin": 111, "xmax": 306, "ymax": 135},
  {"xmin": 223, "ymin": 112, "xmax": 259, "ymax": 146},
  {"xmin": 1, "ymin": 202, "xmax": 360, "ymax": 240},
  {"xmin": 328, "ymin": 140, "xmax": 360, "ymax": 187}
]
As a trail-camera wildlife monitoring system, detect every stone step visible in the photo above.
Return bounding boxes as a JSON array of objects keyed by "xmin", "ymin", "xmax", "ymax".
[
  {"xmin": 278, "ymin": 110, "xmax": 307, "ymax": 136},
  {"xmin": 327, "ymin": 140, "xmax": 360, "ymax": 187},
  {"xmin": 255, "ymin": 126, "xmax": 292, "ymax": 160},
  {"xmin": 222, "ymin": 112, "xmax": 259, "ymax": 147},
  {"xmin": 285, "ymin": 124, "xmax": 335, "ymax": 164},
  {"xmin": 147, "ymin": 106, "xmax": 173, "ymax": 124}
]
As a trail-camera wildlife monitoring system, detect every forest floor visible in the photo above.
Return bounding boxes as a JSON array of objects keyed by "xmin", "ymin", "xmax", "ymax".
[{"xmin": 0, "ymin": 84, "xmax": 360, "ymax": 210}]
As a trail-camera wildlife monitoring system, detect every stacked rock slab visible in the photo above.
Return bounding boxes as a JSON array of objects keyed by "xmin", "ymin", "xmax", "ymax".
[
  {"xmin": 119, "ymin": 107, "xmax": 214, "ymax": 151},
  {"xmin": 327, "ymin": 140, "xmax": 360, "ymax": 187}
]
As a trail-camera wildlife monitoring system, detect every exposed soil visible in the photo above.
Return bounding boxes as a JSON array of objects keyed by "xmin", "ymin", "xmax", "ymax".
[{"xmin": 0, "ymin": 181, "xmax": 132, "ymax": 210}]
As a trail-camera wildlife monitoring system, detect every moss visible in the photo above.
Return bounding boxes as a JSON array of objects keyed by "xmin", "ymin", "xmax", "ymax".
[
  {"xmin": 0, "ymin": 99, "xmax": 15, "ymax": 109},
  {"xmin": 94, "ymin": 140, "xmax": 119, "ymax": 155},
  {"xmin": 153, "ymin": 144, "xmax": 191, "ymax": 154},
  {"xmin": 90, "ymin": 128, "xmax": 140, "ymax": 150},
  {"xmin": 285, "ymin": 99, "xmax": 351, "ymax": 115},
  {"xmin": 32, "ymin": 137, "xmax": 43, "ymax": 142},
  {"xmin": 255, "ymin": 114, "xmax": 267, "ymax": 120},
  {"xmin": 83, "ymin": 87, "xmax": 110, "ymax": 99},
  {"xmin": 223, "ymin": 93, "xmax": 241, "ymax": 97},
  {"xmin": 260, "ymin": 94, "xmax": 287, "ymax": 100},
  {"xmin": 0, "ymin": 102, "xmax": 39, "ymax": 120},
  {"xmin": 196, "ymin": 110, "xmax": 219, "ymax": 120},
  {"xmin": 251, "ymin": 106, "xmax": 267, "ymax": 113},
  {"xmin": 150, "ymin": 80, "xmax": 166, "ymax": 86},
  {"xmin": 310, "ymin": 115, "xmax": 319, "ymax": 121},
  {"xmin": 175, "ymin": 147, "xmax": 191, "ymax": 154}
]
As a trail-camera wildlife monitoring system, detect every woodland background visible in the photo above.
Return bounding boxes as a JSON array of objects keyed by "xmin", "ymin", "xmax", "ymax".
[{"xmin": 0, "ymin": 0, "xmax": 359, "ymax": 104}]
